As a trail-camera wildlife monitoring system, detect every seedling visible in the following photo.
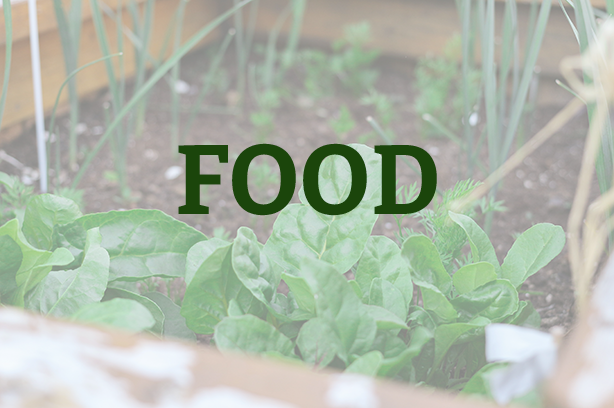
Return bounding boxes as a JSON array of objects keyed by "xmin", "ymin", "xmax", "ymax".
[{"xmin": 329, "ymin": 105, "xmax": 356, "ymax": 141}]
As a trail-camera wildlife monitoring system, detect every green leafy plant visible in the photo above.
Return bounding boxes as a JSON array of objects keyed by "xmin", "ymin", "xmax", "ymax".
[
  {"xmin": 0, "ymin": 172, "xmax": 34, "ymax": 225},
  {"xmin": 0, "ymin": 145, "xmax": 564, "ymax": 398},
  {"xmin": 0, "ymin": 192, "xmax": 204, "ymax": 339},
  {"xmin": 360, "ymin": 90, "xmax": 397, "ymax": 144},
  {"xmin": 414, "ymin": 35, "xmax": 480, "ymax": 139},
  {"xmin": 453, "ymin": 0, "xmax": 552, "ymax": 234},
  {"xmin": 331, "ymin": 21, "xmax": 379, "ymax": 95},
  {"xmin": 182, "ymin": 145, "xmax": 563, "ymax": 392},
  {"xmin": 300, "ymin": 49, "xmax": 335, "ymax": 99},
  {"xmin": 329, "ymin": 105, "xmax": 356, "ymax": 141}
]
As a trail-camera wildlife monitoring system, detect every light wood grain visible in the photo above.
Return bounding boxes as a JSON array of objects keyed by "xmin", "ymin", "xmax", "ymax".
[
  {"xmin": 0, "ymin": 0, "xmax": 219, "ymax": 144},
  {"xmin": 253, "ymin": 0, "xmax": 579, "ymax": 77}
]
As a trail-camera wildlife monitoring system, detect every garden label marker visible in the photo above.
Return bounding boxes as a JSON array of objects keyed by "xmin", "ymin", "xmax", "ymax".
[{"xmin": 27, "ymin": 0, "xmax": 47, "ymax": 193}]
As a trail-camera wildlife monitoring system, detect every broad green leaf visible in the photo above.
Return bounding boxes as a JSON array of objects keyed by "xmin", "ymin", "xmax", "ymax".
[
  {"xmin": 419, "ymin": 283, "xmax": 458, "ymax": 322},
  {"xmin": 368, "ymin": 278, "xmax": 407, "ymax": 321},
  {"xmin": 73, "ymin": 298, "xmax": 155, "ymax": 332},
  {"xmin": 232, "ymin": 227, "xmax": 281, "ymax": 308},
  {"xmin": 433, "ymin": 316, "xmax": 490, "ymax": 370},
  {"xmin": 214, "ymin": 315, "xmax": 295, "ymax": 358},
  {"xmin": 345, "ymin": 350, "xmax": 383, "ymax": 376},
  {"xmin": 0, "ymin": 171, "xmax": 15, "ymax": 189},
  {"xmin": 371, "ymin": 332, "xmax": 407, "ymax": 359},
  {"xmin": 378, "ymin": 326, "xmax": 432, "ymax": 377},
  {"xmin": 103, "ymin": 288, "xmax": 164, "ymax": 335},
  {"xmin": 461, "ymin": 362, "xmax": 506, "ymax": 396},
  {"xmin": 0, "ymin": 219, "xmax": 73, "ymax": 306},
  {"xmin": 282, "ymin": 273, "xmax": 315, "ymax": 315},
  {"xmin": 357, "ymin": 235, "xmax": 413, "ymax": 308},
  {"xmin": 265, "ymin": 144, "xmax": 381, "ymax": 274},
  {"xmin": 296, "ymin": 317, "xmax": 339, "ymax": 368},
  {"xmin": 401, "ymin": 234, "xmax": 452, "ymax": 294},
  {"xmin": 504, "ymin": 301, "xmax": 541, "ymax": 329},
  {"xmin": 58, "ymin": 209, "xmax": 207, "ymax": 281},
  {"xmin": 451, "ymin": 279, "xmax": 519, "ymax": 322},
  {"xmin": 26, "ymin": 228, "xmax": 109, "ymax": 318},
  {"xmin": 449, "ymin": 212, "xmax": 499, "ymax": 269},
  {"xmin": 181, "ymin": 239, "xmax": 234, "ymax": 334},
  {"xmin": 349, "ymin": 279, "xmax": 363, "ymax": 299},
  {"xmin": 144, "ymin": 291, "xmax": 196, "ymax": 341},
  {"xmin": 22, "ymin": 194, "xmax": 82, "ymax": 250},
  {"xmin": 453, "ymin": 262, "xmax": 497, "ymax": 295},
  {"xmin": 301, "ymin": 258, "xmax": 377, "ymax": 363},
  {"xmin": 500, "ymin": 223, "xmax": 565, "ymax": 287},
  {"xmin": 0, "ymin": 234, "xmax": 21, "ymax": 302},
  {"xmin": 364, "ymin": 304, "xmax": 407, "ymax": 330}
]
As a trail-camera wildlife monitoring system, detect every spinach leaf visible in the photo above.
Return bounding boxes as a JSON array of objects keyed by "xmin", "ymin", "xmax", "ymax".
[
  {"xmin": 419, "ymin": 283, "xmax": 458, "ymax": 322},
  {"xmin": 22, "ymin": 194, "xmax": 82, "ymax": 250},
  {"xmin": 357, "ymin": 235, "xmax": 413, "ymax": 310},
  {"xmin": 300, "ymin": 257, "xmax": 377, "ymax": 363},
  {"xmin": 144, "ymin": 291, "xmax": 196, "ymax": 341},
  {"xmin": 0, "ymin": 219, "xmax": 73, "ymax": 306},
  {"xmin": 451, "ymin": 279, "xmax": 519, "ymax": 322},
  {"xmin": 0, "ymin": 234, "xmax": 22, "ymax": 303},
  {"xmin": 282, "ymin": 273, "xmax": 316, "ymax": 316},
  {"xmin": 402, "ymin": 234, "xmax": 452, "ymax": 294},
  {"xmin": 448, "ymin": 212, "xmax": 500, "ymax": 269},
  {"xmin": 103, "ymin": 287, "xmax": 165, "ymax": 335},
  {"xmin": 500, "ymin": 223, "xmax": 565, "ymax": 287},
  {"xmin": 26, "ymin": 228, "xmax": 109, "ymax": 318},
  {"xmin": 296, "ymin": 317, "xmax": 340, "ymax": 368},
  {"xmin": 182, "ymin": 238, "xmax": 265, "ymax": 335},
  {"xmin": 232, "ymin": 227, "xmax": 284, "ymax": 318},
  {"xmin": 58, "ymin": 209, "xmax": 207, "ymax": 281},
  {"xmin": 364, "ymin": 304, "xmax": 407, "ymax": 330},
  {"xmin": 265, "ymin": 144, "xmax": 381, "ymax": 274},
  {"xmin": 72, "ymin": 298, "xmax": 155, "ymax": 332},
  {"xmin": 346, "ymin": 350, "xmax": 383, "ymax": 376},
  {"xmin": 214, "ymin": 314, "xmax": 296, "ymax": 358},
  {"xmin": 367, "ymin": 278, "xmax": 407, "ymax": 321},
  {"xmin": 378, "ymin": 326, "xmax": 432, "ymax": 377},
  {"xmin": 453, "ymin": 262, "xmax": 497, "ymax": 295},
  {"xmin": 433, "ymin": 316, "xmax": 490, "ymax": 370}
]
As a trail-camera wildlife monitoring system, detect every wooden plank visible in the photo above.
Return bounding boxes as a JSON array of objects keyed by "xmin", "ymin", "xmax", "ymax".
[
  {"xmin": 0, "ymin": 0, "xmax": 146, "ymax": 46},
  {"xmin": 0, "ymin": 306, "xmax": 498, "ymax": 408},
  {"xmin": 252, "ymin": 0, "xmax": 580, "ymax": 77},
  {"xmin": 0, "ymin": 0, "xmax": 219, "ymax": 142}
]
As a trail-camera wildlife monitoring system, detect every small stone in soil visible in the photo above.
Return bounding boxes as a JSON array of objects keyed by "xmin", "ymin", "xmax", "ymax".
[
  {"xmin": 165, "ymin": 166, "xmax": 183, "ymax": 180},
  {"xmin": 144, "ymin": 149, "xmax": 159, "ymax": 161}
]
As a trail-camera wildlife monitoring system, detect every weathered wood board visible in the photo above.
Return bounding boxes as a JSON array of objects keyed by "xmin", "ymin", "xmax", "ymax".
[
  {"xmin": 251, "ymin": 0, "xmax": 584, "ymax": 76},
  {"xmin": 249, "ymin": 0, "xmax": 592, "ymax": 106},
  {"xmin": 0, "ymin": 306, "xmax": 498, "ymax": 408},
  {"xmin": 0, "ymin": 0, "xmax": 220, "ymax": 145}
]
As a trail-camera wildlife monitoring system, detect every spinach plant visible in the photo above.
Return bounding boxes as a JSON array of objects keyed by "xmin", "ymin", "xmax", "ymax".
[
  {"xmin": 0, "ymin": 190, "xmax": 204, "ymax": 340},
  {"xmin": 179, "ymin": 145, "xmax": 564, "ymax": 391},
  {"xmin": 0, "ymin": 145, "xmax": 564, "ymax": 396}
]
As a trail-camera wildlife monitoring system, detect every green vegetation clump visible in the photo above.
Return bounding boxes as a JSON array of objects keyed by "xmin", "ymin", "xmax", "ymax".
[
  {"xmin": 0, "ymin": 146, "xmax": 564, "ymax": 397},
  {"xmin": 414, "ymin": 36, "xmax": 480, "ymax": 138}
]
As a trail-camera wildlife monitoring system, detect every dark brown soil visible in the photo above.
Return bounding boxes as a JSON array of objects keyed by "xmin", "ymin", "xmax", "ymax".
[{"xmin": 1, "ymin": 44, "xmax": 594, "ymax": 332}]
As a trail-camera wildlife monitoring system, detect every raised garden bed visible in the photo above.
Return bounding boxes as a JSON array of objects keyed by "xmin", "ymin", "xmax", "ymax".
[{"xmin": 1, "ymin": 0, "xmax": 611, "ymax": 405}]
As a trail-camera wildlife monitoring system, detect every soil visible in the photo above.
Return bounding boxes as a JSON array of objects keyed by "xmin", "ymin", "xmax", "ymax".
[{"xmin": 0, "ymin": 43, "xmax": 595, "ymax": 332}]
